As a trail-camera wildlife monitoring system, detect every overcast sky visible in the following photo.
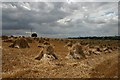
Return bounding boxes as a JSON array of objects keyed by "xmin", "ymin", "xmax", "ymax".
[{"xmin": 2, "ymin": 2, "xmax": 119, "ymax": 38}]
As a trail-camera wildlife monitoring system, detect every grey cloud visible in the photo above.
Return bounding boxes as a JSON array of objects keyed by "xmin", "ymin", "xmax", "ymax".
[
  {"xmin": 2, "ymin": 2, "xmax": 118, "ymax": 37},
  {"xmin": 2, "ymin": 2, "xmax": 70, "ymax": 30}
]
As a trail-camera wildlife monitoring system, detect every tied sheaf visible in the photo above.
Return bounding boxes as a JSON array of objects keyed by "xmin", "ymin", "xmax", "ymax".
[{"xmin": 2, "ymin": 36, "xmax": 118, "ymax": 62}]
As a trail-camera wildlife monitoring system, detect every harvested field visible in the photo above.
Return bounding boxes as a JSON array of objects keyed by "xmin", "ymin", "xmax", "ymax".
[{"xmin": 1, "ymin": 37, "xmax": 119, "ymax": 78}]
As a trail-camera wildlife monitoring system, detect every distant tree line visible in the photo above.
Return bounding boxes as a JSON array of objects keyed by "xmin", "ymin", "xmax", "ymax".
[{"xmin": 68, "ymin": 36, "xmax": 120, "ymax": 40}]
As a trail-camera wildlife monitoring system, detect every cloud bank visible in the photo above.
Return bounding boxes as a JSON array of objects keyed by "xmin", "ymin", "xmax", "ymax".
[{"xmin": 2, "ymin": 2, "xmax": 118, "ymax": 38}]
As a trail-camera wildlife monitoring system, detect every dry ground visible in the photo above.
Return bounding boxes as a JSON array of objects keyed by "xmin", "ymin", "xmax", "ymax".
[{"xmin": 1, "ymin": 38, "xmax": 119, "ymax": 78}]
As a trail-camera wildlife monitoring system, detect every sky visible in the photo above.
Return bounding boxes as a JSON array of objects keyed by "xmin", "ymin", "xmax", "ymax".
[{"xmin": 1, "ymin": 1, "xmax": 119, "ymax": 38}]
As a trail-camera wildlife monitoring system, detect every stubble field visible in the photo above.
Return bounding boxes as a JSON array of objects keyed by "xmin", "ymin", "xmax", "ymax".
[{"xmin": 1, "ymin": 37, "xmax": 119, "ymax": 78}]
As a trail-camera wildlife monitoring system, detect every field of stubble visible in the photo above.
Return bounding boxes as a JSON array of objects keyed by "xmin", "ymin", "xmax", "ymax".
[{"xmin": 1, "ymin": 37, "xmax": 119, "ymax": 78}]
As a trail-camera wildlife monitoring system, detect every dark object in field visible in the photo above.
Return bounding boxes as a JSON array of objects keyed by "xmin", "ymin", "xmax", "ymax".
[
  {"xmin": 31, "ymin": 33, "xmax": 37, "ymax": 37},
  {"xmin": 9, "ymin": 38, "xmax": 30, "ymax": 48}
]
